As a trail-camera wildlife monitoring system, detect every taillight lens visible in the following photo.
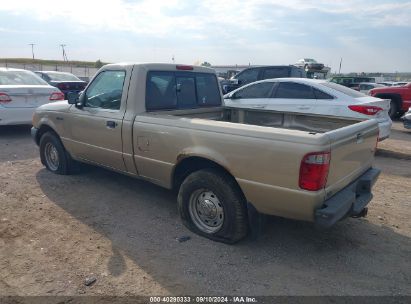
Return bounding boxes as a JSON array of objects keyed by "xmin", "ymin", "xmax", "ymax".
[
  {"xmin": 176, "ymin": 65, "xmax": 193, "ymax": 70},
  {"xmin": 299, "ymin": 151, "xmax": 330, "ymax": 191},
  {"xmin": 49, "ymin": 92, "xmax": 65, "ymax": 101},
  {"xmin": 348, "ymin": 105, "xmax": 382, "ymax": 116},
  {"xmin": 0, "ymin": 92, "xmax": 12, "ymax": 103}
]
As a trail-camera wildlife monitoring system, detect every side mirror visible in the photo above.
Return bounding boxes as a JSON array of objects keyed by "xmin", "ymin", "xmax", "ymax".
[
  {"xmin": 68, "ymin": 91, "xmax": 85, "ymax": 108},
  {"xmin": 67, "ymin": 92, "xmax": 79, "ymax": 105},
  {"xmin": 227, "ymin": 93, "xmax": 238, "ymax": 99}
]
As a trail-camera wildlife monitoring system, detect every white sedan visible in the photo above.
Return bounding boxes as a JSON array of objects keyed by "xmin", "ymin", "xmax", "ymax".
[
  {"xmin": 224, "ymin": 78, "xmax": 392, "ymax": 141},
  {"xmin": 0, "ymin": 68, "xmax": 64, "ymax": 125}
]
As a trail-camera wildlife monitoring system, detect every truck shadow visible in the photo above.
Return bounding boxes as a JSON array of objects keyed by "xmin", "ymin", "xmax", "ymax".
[{"xmin": 36, "ymin": 166, "xmax": 411, "ymax": 295}]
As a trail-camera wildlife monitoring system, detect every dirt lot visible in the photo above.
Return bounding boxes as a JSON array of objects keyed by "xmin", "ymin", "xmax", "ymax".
[{"xmin": 0, "ymin": 123, "xmax": 410, "ymax": 296}]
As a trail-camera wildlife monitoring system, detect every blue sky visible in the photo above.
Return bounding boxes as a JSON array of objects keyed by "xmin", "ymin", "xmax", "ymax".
[{"xmin": 1, "ymin": 0, "xmax": 411, "ymax": 72}]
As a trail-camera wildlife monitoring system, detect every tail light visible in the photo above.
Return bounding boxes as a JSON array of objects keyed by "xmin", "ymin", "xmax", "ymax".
[
  {"xmin": 49, "ymin": 92, "xmax": 65, "ymax": 101},
  {"xmin": 348, "ymin": 105, "xmax": 382, "ymax": 116},
  {"xmin": 0, "ymin": 92, "xmax": 12, "ymax": 103},
  {"xmin": 299, "ymin": 151, "xmax": 330, "ymax": 191},
  {"xmin": 176, "ymin": 65, "xmax": 193, "ymax": 70}
]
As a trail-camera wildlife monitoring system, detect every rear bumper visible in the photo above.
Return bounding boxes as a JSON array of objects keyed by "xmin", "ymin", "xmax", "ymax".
[
  {"xmin": 315, "ymin": 168, "xmax": 381, "ymax": 229},
  {"xmin": 377, "ymin": 119, "xmax": 392, "ymax": 141},
  {"xmin": 0, "ymin": 107, "xmax": 35, "ymax": 125}
]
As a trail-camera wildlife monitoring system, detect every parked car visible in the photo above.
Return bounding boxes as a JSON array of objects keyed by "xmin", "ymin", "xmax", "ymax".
[
  {"xmin": 369, "ymin": 82, "xmax": 411, "ymax": 118},
  {"xmin": 329, "ymin": 76, "xmax": 376, "ymax": 89},
  {"xmin": 295, "ymin": 58, "xmax": 324, "ymax": 71},
  {"xmin": 377, "ymin": 82, "xmax": 396, "ymax": 87},
  {"xmin": 402, "ymin": 107, "xmax": 411, "ymax": 129},
  {"xmin": 224, "ymin": 78, "xmax": 392, "ymax": 141},
  {"xmin": 359, "ymin": 82, "xmax": 385, "ymax": 94},
  {"xmin": 0, "ymin": 68, "xmax": 64, "ymax": 125},
  {"xmin": 393, "ymin": 82, "xmax": 409, "ymax": 86},
  {"xmin": 220, "ymin": 65, "xmax": 305, "ymax": 94},
  {"xmin": 31, "ymin": 63, "xmax": 381, "ymax": 243},
  {"xmin": 34, "ymin": 71, "xmax": 87, "ymax": 98}
]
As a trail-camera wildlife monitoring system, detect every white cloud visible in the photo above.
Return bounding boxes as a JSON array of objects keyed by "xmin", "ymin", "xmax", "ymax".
[{"xmin": 1, "ymin": 0, "xmax": 410, "ymax": 36}]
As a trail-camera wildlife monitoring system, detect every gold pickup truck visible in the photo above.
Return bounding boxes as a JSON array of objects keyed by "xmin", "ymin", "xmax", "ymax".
[{"xmin": 32, "ymin": 63, "xmax": 380, "ymax": 243}]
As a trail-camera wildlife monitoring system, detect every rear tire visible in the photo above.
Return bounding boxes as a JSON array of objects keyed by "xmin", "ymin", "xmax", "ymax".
[
  {"xmin": 39, "ymin": 132, "xmax": 77, "ymax": 175},
  {"xmin": 177, "ymin": 169, "xmax": 248, "ymax": 244}
]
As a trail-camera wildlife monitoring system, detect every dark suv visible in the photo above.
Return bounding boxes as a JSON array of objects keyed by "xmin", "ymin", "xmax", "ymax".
[{"xmin": 221, "ymin": 65, "xmax": 305, "ymax": 94}]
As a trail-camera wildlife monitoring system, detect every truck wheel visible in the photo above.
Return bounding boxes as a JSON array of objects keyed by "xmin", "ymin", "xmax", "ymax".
[
  {"xmin": 39, "ymin": 132, "xmax": 75, "ymax": 175},
  {"xmin": 177, "ymin": 169, "xmax": 248, "ymax": 243},
  {"xmin": 388, "ymin": 100, "xmax": 398, "ymax": 119}
]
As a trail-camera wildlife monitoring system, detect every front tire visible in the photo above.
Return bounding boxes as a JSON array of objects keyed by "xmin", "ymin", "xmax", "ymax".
[
  {"xmin": 39, "ymin": 132, "xmax": 74, "ymax": 175},
  {"xmin": 177, "ymin": 169, "xmax": 248, "ymax": 244},
  {"xmin": 388, "ymin": 100, "xmax": 398, "ymax": 119}
]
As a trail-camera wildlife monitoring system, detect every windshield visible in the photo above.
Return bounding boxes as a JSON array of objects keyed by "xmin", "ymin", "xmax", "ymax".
[
  {"xmin": 0, "ymin": 70, "xmax": 48, "ymax": 85},
  {"xmin": 322, "ymin": 81, "xmax": 367, "ymax": 98},
  {"xmin": 46, "ymin": 72, "xmax": 81, "ymax": 81}
]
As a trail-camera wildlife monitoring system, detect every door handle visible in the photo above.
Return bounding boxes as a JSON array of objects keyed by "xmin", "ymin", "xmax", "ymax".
[
  {"xmin": 298, "ymin": 106, "xmax": 311, "ymax": 110},
  {"xmin": 106, "ymin": 121, "xmax": 117, "ymax": 128}
]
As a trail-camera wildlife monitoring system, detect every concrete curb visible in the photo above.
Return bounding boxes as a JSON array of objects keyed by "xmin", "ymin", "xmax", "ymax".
[{"xmin": 376, "ymin": 148, "xmax": 411, "ymax": 161}]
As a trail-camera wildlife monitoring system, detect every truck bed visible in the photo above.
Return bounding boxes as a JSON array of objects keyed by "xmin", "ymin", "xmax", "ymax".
[{"xmin": 161, "ymin": 107, "xmax": 359, "ymax": 134}]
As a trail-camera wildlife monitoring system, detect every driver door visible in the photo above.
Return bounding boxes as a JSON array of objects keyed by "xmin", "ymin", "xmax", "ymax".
[{"xmin": 66, "ymin": 70, "xmax": 128, "ymax": 171}]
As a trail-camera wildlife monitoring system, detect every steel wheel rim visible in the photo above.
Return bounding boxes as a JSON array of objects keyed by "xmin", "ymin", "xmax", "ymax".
[
  {"xmin": 44, "ymin": 142, "xmax": 59, "ymax": 171},
  {"xmin": 188, "ymin": 189, "xmax": 224, "ymax": 234}
]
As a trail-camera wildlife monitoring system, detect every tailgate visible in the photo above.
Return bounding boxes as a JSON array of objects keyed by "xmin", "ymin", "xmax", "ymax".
[{"xmin": 325, "ymin": 119, "xmax": 379, "ymax": 198}]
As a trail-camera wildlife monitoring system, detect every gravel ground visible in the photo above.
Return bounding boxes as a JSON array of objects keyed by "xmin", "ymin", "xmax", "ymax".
[{"xmin": 0, "ymin": 124, "xmax": 410, "ymax": 296}]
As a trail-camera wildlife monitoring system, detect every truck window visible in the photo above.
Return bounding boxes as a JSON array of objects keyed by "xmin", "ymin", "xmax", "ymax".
[
  {"xmin": 274, "ymin": 82, "xmax": 315, "ymax": 99},
  {"xmin": 176, "ymin": 76, "xmax": 196, "ymax": 108},
  {"xmin": 146, "ymin": 72, "xmax": 221, "ymax": 111},
  {"xmin": 262, "ymin": 67, "xmax": 289, "ymax": 79},
  {"xmin": 195, "ymin": 74, "xmax": 221, "ymax": 106},
  {"xmin": 235, "ymin": 68, "xmax": 259, "ymax": 84},
  {"xmin": 84, "ymin": 70, "xmax": 125, "ymax": 110},
  {"xmin": 234, "ymin": 82, "xmax": 274, "ymax": 99}
]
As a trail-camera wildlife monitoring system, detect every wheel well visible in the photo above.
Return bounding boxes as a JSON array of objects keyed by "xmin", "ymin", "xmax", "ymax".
[
  {"xmin": 173, "ymin": 157, "xmax": 241, "ymax": 194},
  {"xmin": 374, "ymin": 93, "xmax": 402, "ymax": 107},
  {"xmin": 35, "ymin": 125, "xmax": 58, "ymax": 145}
]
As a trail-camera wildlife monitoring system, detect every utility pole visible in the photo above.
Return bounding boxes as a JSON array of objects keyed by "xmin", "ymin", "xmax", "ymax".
[
  {"xmin": 29, "ymin": 43, "xmax": 35, "ymax": 60},
  {"xmin": 338, "ymin": 57, "xmax": 343, "ymax": 74},
  {"xmin": 60, "ymin": 44, "xmax": 68, "ymax": 62},
  {"xmin": 172, "ymin": 55, "xmax": 175, "ymax": 63}
]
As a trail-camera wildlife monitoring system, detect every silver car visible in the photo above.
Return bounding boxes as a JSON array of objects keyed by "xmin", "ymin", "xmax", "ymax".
[{"xmin": 0, "ymin": 68, "xmax": 64, "ymax": 125}]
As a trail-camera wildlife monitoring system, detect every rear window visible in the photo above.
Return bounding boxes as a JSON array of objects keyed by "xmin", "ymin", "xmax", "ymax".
[
  {"xmin": 0, "ymin": 70, "xmax": 48, "ymax": 85},
  {"xmin": 322, "ymin": 82, "xmax": 366, "ymax": 98},
  {"xmin": 45, "ymin": 72, "xmax": 81, "ymax": 81},
  {"xmin": 146, "ymin": 71, "xmax": 221, "ymax": 111}
]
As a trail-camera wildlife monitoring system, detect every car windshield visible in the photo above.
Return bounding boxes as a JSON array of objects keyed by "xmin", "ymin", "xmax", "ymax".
[
  {"xmin": 322, "ymin": 81, "xmax": 367, "ymax": 98},
  {"xmin": 0, "ymin": 70, "xmax": 48, "ymax": 85},
  {"xmin": 46, "ymin": 72, "xmax": 81, "ymax": 81},
  {"xmin": 305, "ymin": 59, "xmax": 316, "ymax": 63}
]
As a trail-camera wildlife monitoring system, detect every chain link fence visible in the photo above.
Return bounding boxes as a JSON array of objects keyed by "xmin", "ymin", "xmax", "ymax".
[{"xmin": 0, "ymin": 61, "xmax": 99, "ymax": 81}]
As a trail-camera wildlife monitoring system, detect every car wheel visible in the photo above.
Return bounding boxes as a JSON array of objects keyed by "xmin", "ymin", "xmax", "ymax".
[
  {"xmin": 40, "ymin": 132, "xmax": 75, "ymax": 175},
  {"xmin": 177, "ymin": 168, "xmax": 248, "ymax": 244},
  {"xmin": 388, "ymin": 100, "xmax": 398, "ymax": 119}
]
